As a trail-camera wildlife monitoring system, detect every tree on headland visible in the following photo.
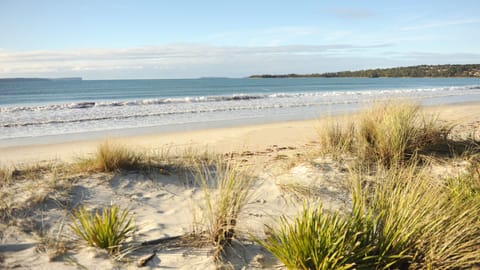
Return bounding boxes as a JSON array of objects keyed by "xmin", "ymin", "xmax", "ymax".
[{"xmin": 249, "ymin": 64, "xmax": 480, "ymax": 78}]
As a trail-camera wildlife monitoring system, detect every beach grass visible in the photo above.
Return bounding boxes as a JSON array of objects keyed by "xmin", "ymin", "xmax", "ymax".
[
  {"xmin": 0, "ymin": 166, "xmax": 12, "ymax": 187},
  {"xmin": 260, "ymin": 160, "xmax": 480, "ymax": 269},
  {"xmin": 193, "ymin": 158, "xmax": 255, "ymax": 260},
  {"xmin": 317, "ymin": 117, "xmax": 356, "ymax": 159},
  {"xmin": 0, "ymin": 142, "xmax": 221, "ymax": 221},
  {"xmin": 318, "ymin": 102, "xmax": 453, "ymax": 166},
  {"xmin": 0, "ymin": 161, "xmax": 75, "ymax": 221},
  {"xmin": 424, "ymin": 166, "xmax": 480, "ymax": 269},
  {"xmin": 76, "ymin": 139, "xmax": 144, "ymax": 172},
  {"xmin": 260, "ymin": 205, "xmax": 368, "ymax": 270},
  {"xmin": 70, "ymin": 205, "xmax": 135, "ymax": 255}
]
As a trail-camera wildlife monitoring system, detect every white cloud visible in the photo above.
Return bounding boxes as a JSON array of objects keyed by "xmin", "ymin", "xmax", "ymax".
[
  {"xmin": 0, "ymin": 43, "xmax": 391, "ymax": 78},
  {"xmin": 401, "ymin": 18, "xmax": 480, "ymax": 31},
  {"xmin": 2, "ymin": 43, "xmax": 477, "ymax": 79}
]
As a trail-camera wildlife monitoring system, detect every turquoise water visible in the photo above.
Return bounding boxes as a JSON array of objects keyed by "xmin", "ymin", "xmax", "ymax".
[
  {"xmin": 1, "ymin": 77, "xmax": 479, "ymax": 145},
  {"xmin": 1, "ymin": 77, "xmax": 480, "ymax": 106}
]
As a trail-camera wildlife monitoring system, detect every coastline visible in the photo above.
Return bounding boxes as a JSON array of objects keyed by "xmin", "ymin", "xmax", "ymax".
[
  {"xmin": 1, "ymin": 101, "xmax": 480, "ymax": 165},
  {"xmin": 2, "ymin": 77, "xmax": 479, "ymax": 145}
]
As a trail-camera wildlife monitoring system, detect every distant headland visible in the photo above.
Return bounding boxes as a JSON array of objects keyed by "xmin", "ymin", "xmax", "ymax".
[
  {"xmin": 250, "ymin": 64, "xmax": 480, "ymax": 78},
  {"xmin": 0, "ymin": 77, "xmax": 82, "ymax": 82}
]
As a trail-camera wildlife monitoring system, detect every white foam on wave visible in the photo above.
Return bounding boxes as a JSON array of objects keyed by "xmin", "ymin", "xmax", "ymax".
[{"xmin": 1, "ymin": 85, "xmax": 478, "ymax": 114}]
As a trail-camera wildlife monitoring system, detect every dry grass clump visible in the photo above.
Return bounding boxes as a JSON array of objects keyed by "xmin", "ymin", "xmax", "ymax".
[
  {"xmin": 0, "ymin": 162, "xmax": 74, "ymax": 221},
  {"xmin": 0, "ymin": 166, "xmax": 12, "ymax": 187},
  {"xmin": 70, "ymin": 205, "xmax": 135, "ymax": 254},
  {"xmin": 318, "ymin": 102, "xmax": 452, "ymax": 166},
  {"xmin": 193, "ymin": 159, "xmax": 256, "ymax": 259},
  {"xmin": 166, "ymin": 147, "xmax": 221, "ymax": 174},
  {"xmin": 317, "ymin": 118, "xmax": 356, "ymax": 158},
  {"xmin": 77, "ymin": 140, "xmax": 143, "ymax": 172},
  {"xmin": 36, "ymin": 220, "xmax": 70, "ymax": 261},
  {"xmin": 93, "ymin": 139, "xmax": 142, "ymax": 172},
  {"xmin": 75, "ymin": 141, "xmax": 222, "ymax": 175},
  {"xmin": 277, "ymin": 181, "xmax": 324, "ymax": 202},
  {"xmin": 260, "ymin": 164, "xmax": 480, "ymax": 269},
  {"xmin": 2, "ymin": 142, "xmax": 220, "ymax": 183},
  {"xmin": 0, "ymin": 162, "xmax": 69, "ymax": 184}
]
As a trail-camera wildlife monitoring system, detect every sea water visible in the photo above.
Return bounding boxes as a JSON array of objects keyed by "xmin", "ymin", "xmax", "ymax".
[{"xmin": 1, "ymin": 77, "xmax": 480, "ymax": 146}]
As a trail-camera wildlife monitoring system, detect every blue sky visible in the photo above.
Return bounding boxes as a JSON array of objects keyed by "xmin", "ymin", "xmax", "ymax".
[{"xmin": 1, "ymin": 0, "xmax": 479, "ymax": 79}]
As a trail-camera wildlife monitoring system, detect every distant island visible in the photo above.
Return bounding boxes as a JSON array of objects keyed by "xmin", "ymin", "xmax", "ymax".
[
  {"xmin": 250, "ymin": 64, "xmax": 480, "ymax": 78},
  {"xmin": 0, "ymin": 77, "xmax": 82, "ymax": 82}
]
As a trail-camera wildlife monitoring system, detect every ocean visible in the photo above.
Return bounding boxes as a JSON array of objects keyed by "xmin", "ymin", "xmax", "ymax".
[{"xmin": 1, "ymin": 77, "xmax": 480, "ymax": 146}]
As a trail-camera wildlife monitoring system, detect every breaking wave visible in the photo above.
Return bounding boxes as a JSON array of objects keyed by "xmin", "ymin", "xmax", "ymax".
[{"xmin": 1, "ymin": 85, "xmax": 479, "ymax": 113}]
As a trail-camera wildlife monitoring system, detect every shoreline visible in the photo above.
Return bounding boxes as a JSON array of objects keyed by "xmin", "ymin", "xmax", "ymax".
[
  {"xmin": 0, "ymin": 118, "xmax": 320, "ymax": 165},
  {"xmin": 1, "ymin": 101, "xmax": 480, "ymax": 165}
]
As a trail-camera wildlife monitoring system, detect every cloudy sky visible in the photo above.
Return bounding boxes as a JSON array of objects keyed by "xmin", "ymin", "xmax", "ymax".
[{"xmin": 1, "ymin": 0, "xmax": 479, "ymax": 79}]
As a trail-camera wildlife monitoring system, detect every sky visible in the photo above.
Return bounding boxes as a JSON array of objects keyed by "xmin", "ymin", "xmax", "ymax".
[{"xmin": 0, "ymin": 0, "xmax": 479, "ymax": 79}]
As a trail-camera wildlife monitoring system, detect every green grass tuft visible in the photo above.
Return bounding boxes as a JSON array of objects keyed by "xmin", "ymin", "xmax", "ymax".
[
  {"xmin": 423, "ymin": 167, "xmax": 480, "ymax": 269},
  {"xmin": 260, "ymin": 164, "xmax": 480, "ymax": 269},
  {"xmin": 261, "ymin": 206, "xmax": 371, "ymax": 270},
  {"xmin": 70, "ymin": 205, "xmax": 135, "ymax": 254}
]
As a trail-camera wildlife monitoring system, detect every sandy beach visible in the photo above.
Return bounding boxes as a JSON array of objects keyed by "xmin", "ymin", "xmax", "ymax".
[
  {"xmin": 0, "ymin": 119, "xmax": 320, "ymax": 165},
  {"xmin": 1, "ymin": 101, "xmax": 480, "ymax": 269},
  {"xmin": 2, "ymin": 101, "xmax": 480, "ymax": 165}
]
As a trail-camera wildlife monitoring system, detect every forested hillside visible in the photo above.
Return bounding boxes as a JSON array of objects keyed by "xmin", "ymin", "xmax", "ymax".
[{"xmin": 250, "ymin": 64, "xmax": 480, "ymax": 78}]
